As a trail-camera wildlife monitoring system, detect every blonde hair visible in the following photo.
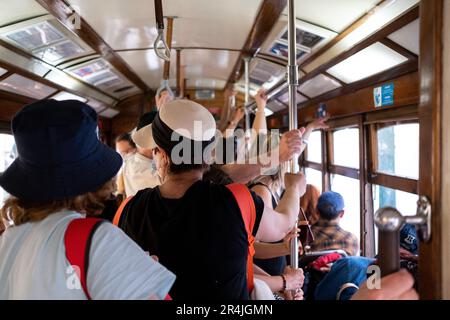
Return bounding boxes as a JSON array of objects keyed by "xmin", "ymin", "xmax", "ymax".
[{"xmin": 1, "ymin": 179, "xmax": 116, "ymax": 227}]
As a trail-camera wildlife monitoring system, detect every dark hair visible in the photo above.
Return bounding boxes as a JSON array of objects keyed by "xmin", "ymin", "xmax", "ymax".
[
  {"xmin": 169, "ymin": 161, "xmax": 209, "ymax": 174},
  {"xmin": 115, "ymin": 133, "xmax": 136, "ymax": 148}
]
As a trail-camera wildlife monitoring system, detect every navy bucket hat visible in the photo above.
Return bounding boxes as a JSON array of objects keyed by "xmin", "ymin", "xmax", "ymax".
[{"xmin": 0, "ymin": 99, "xmax": 122, "ymax": 203}]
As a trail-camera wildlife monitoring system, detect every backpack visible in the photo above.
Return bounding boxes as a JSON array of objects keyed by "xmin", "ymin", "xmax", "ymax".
[{"xmin": 112, "ymin": 183, "xmax": 257, "ymax": 294}]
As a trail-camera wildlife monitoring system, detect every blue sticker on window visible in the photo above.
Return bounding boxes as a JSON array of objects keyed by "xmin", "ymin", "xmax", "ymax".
[{"xmin": 374, "ymin": 83, "xmax": 394, "ymax": 107}]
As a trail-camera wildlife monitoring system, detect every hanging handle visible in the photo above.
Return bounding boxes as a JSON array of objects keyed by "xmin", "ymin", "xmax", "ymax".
[
  {"xmin": 153, "ymin": 0, "xmax": 171, "ymax": 62},
  {"xmin": 156, "ymin": 79, "xmax": 174, "ymax": 98}
]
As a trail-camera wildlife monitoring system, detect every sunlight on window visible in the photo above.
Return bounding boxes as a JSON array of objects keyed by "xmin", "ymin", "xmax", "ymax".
[
  {"xmin": 333, "ymin": 127, "xmax": 359, "ymax": 168},
  {"xmin": 305, "ymin": 167, "xmax": 322, "ymax": 192},
  {"xmin": 331, "ymin": 174, "xmax": 361, "ymax": 246},
  {"xmin": 0, "ymin": 134, "xmax": 16, "ymax": 207},
  {"xmin": 306, "ymin": 131, "xmax": 322, "ymax": 163},
  {"xmin": 377, "ymin": 123, "xmax": 419, "ymax": 179}
]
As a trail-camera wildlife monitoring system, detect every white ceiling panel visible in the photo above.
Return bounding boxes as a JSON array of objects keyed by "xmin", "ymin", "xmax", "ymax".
[
  {"xmin": 118, "ymin": 49, "xmax": 177, "ymax": 89},
  {"xmin": 118, "ymin": 49, "xmax": 238, "ymax": 90},
  {"xmin": 67, "ymin": 0, "xmax": 262, "ymax": 50},
  {"xmin": 287, "ymin": 0, "xmax": 380, "ymax": 33},
  {"xmin": 304, "ymin": 0, "xmax": 419, "ymax": 73},
  {"xmin": 327, "ymin": 42, "xmax": 408, "ymax": 83},
  {"xmin": 0, "ymin": 0, "xmax": 47, "ymax": 27},
  {"xmin": 387, "ymin": 19, "xmax": 419, "ymax": 55},
  {"xmin": 183, "ymin": 49, "xmax": 240, "ymax": 85},
  {"xmin": 299, "ymin": 74, "xmax": 341, "ymax": 98}
]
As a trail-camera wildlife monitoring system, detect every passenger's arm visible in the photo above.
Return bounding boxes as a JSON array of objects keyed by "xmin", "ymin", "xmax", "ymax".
[
  {"xmin": 223, "ymin": 107, "xmax": 245, "ymax": 138},
  {"xmin": 352, "ymin": 269, "xmax": 418, "ymax": 300},
  {"xmin": 254, "ymin": 266, "xmax": 304, "ymax": 292},
  {"xmin": 88, "ymin": 223, "xmax": 175, "ymax": 300},
  {"xmin": 251, "ymin": 184, "xmax": 273, "ymax": 209},
  {"xmin": 253, "ymin": 227, "xmax": 300, "ymax": 259},
  {"xmin": 220, "ymin": 129, "xmax": 305, "ymax": 184},
  {"xmin": 300, "ymin": 117, "xmax": 329, "ymax": 155},
  {"xmin": 255, "ymin": 173, "xmax": 306, "ymax": 242},
  {"xmin": 252, "ymin": 89, "xmax": 268, "ymax": 133}
]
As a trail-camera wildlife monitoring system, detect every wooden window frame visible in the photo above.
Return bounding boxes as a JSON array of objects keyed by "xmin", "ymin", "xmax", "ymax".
[{"xmin": 300, "ymin": 105, "xmax": 420, "ymax": 256}]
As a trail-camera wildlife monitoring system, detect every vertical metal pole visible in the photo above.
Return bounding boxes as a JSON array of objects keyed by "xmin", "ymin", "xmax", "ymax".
[
  {"xmin": 244, "ymin": 57, "xmax": 251, "ymax": 160},
  {"xmin": 244, "ymin": 57, "xmax": 251, "ymax": 131},
  {"xmin": 288, "ymin": 0, "xmax": 300, "ymax": 271}
]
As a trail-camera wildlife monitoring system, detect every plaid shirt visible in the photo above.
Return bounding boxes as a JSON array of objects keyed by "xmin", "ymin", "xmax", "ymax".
[{"xmin": 310, "ymin": 219, "xmax": 359, "ymax": 256}]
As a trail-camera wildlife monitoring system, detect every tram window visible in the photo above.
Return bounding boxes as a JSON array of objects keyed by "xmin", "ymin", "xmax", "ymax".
[
  {"xmin": 332, "ymin": 127, "xmax": 359, "ymax": 169},
  {"xmin": 304, "ymin": 167, "xmax": 322, "ymax": 192},
  {"xmin": 373, "ymin": 185, "xmax": 418, "ymax": 217},
  {"xmin": 376, "ymin": 123, "xmax": 419, "ymax": 179},
  {"xmin": 373, "ymin": 186, "xmax": 418, "ymax": 254},
  {"xmin": 305, "ymin": 130, "xmax": 322, "ymax": 163},
  {"xmin": 0, "ymin": 134, "xmax": 16, "ymax": 207},
  {"xmin": 331, "ymin": 174, "xmax": 361, "ymax": 245}
]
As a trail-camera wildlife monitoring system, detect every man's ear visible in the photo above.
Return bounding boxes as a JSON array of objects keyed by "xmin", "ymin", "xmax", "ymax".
[{"xmin": 339, "ymin": 210, "xmax": 345, "ymax": 218}]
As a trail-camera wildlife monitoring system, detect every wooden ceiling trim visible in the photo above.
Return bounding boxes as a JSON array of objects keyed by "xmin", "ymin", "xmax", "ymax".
[
  {"xmin": 323, "ymin": 71, "xmax": 346, "ymax": 87},
  {"xmin": 226, "ymin": 0, "xmax": 287, "ymax": 88},
  {"xmin": 0, "ymin": 71, "xmax": 13, "ymax": 82},
  {"xmin": 262, "ymin": 4, "xmax": 419, "ymax": 109},
  {"xmin": 379, "ymin": 37, "xmax": 418, "ymax": 61},
  {"xmin": 35, "ymin": 0, "xmax": 151, "ymax": 93},
  {"xmin": 299, "ymin": 0, "xmax": 386, "ymax": 68},
  {"xmin": 293, "ymin": 5, "xmax": 419, "ymax": 92}
]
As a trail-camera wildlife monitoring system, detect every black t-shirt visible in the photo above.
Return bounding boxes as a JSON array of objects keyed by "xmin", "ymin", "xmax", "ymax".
[{"xmin": 118, "ymin": 180, "xmax": 264, "ymax": 300}]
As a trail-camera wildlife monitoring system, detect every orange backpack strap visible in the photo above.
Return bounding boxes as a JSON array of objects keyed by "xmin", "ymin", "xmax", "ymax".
[
  {"xmin": 64, "ymin": 218, "xmax": 104, "ymax": 300},
  {"xmin": 113, "ymin": 196, "xmax": 134, "ymax": 226},
  {"xmin": 226, "ymin": 183, "xmax": 256, "ymax": 293}
]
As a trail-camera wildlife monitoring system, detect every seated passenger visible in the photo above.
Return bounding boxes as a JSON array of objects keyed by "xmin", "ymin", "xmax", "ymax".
[
  {"xmin": 310, "ymin": 191, "xmax": 359, "ymax": 256},
  {"xmin": 116, "ymin": 100, "xmax": 307, "ymax": 300},
  {"xmin": 0, "ymin": 99, "xmax": 175, "ymax": 299},
  {"xmin": 299, "ymin": 184, "xmax": 321, "ymax": 246}
]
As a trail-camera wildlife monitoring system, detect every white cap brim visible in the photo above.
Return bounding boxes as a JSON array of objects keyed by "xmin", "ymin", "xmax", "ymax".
[{"xmin": 131, "ymin": 123, "xmax": 156, "ymax": 149}]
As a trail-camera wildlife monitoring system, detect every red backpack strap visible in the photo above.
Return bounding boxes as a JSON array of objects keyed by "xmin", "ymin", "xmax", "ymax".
[
  {"xmin": 112, "ymin": 196, "xmax": 133, "ymax": 226},
  {"xmin": 64, "ymin": 218, "xmax": 104, "ymax": 300},
  {"xmin": 226, "ymin": 183, "xmax": 256, "ymax": 293}
]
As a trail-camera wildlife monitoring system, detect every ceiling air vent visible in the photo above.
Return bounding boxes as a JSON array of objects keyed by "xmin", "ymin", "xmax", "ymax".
[
  {"xmin": 265, "ymin": 19, "xmax": 337, "ymax": 62},
  {"xmin": 195, "ymin": 89, "xmax": 215, "ymax": 100}
]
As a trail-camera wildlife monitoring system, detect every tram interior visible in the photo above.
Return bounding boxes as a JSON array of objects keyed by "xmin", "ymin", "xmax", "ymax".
[{"xmin": 0, "ymin": 0, "xmax": 448, "ymax": 300}]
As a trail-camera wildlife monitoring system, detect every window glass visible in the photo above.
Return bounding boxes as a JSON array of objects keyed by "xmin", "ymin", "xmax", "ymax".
[
  {"xmin": 305, "ymin": 167, "xmax": 322, "ymax": 192},
  {"xmin": 373, "ymin": 185, "xmax": 418, "ymax": 254},
  {"xmin": 330, "ymin": 174, "xmax": 360, "ymax": 245},
  {"xmin": 306, "ymin": 131, "xmax": 322, "ymax": 163},
  {"xmin": 0, "ymin": 134, "xmax": 16, "ymax": 207},
  {"xmin": 377, "ymin": 123, "xmax": 419, "ymax": 179},
  {"xmin": 333, "ymin": 127, "xmax": 359, "ymax": 168}
]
